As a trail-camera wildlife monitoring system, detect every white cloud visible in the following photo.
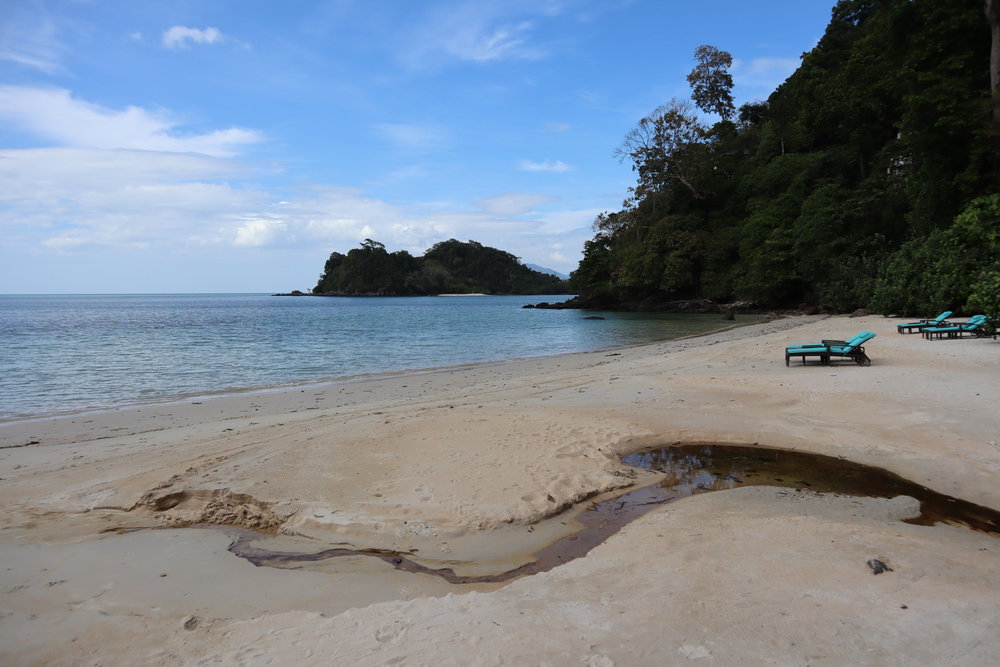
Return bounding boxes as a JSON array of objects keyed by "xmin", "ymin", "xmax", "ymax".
[
  {"xmin": 534, "ymin": 208, "xmax": 603, "ymax": 234},
  {"xmin": 0, "ymin": 147, "xmax": 591, "ymax": 272},
  {"xmin": 234, "ymin": 217, "xmax": 288, "ymax": 247},
  {"xmin": 743, "ymin": 57, "xmax": 800, "ymax": 77},
  {"xmin": 733, "ymin": 57, "xmax": 801, "ymax": 94},
  {"xmin": 374, "ymin": 122, "xmax": 451, "ymax": 151},
  {"xmin": 381, "ymin": 164, "xmax": 430, "ymax": 183},
  {"xmin": 163, "ymin": 26, "xmax": 223, "ymax": 49},
  {"xmin": 0, "ymin": 47, "xmax": 63, "ymax": 73},
  {"xmin": 42, "ymin": 235, "xmax": 87, "ymax": 249},
  {"xmin": 0, "ymin": 8, "xmax": 68, "ymax": 73},
  {"xmin": 449, "ymin": 20, "xmax": 536, "ymax": 62},
  {"xmin": 0, "ymin": 138, "xmax": 589, "ymax": 274},
  {"xmin": 473, "ymin": 192, "xmax": 555, "ymax": 217},
  {"xmin": 0, "ymin": 147, "xmax": 264, "ymax": 250},
  {"xmin": 403, "ymin": 2, "xmax": 555, "ymax": 68},
  {"xmin": 542, "ymin": 122, "xmax": 571, "ymax": 133},
  {"xmin": 0, "ymin": 86, "xmax": 262, "ymax": 157},
  {"xmin": 519, "ymin": 159, "xmax": 572, "ymax": 173},
  {"xmin": 546, "ymin": 244, "xmax": 569, "ymax": 264}
]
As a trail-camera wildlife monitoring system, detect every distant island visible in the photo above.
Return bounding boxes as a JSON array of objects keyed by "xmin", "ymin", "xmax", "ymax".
[{"xmin": 302, "ymin": 239, "xmax": 570, "ymax": 296}]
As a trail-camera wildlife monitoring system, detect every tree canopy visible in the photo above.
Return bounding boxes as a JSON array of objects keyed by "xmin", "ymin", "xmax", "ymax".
[
  {"xmin": 687, "ymin": 45, "xmax": 735, "ymax": 120},
  {"xmin": 571, "ymin": 0, "xmax": 997, "ymax": 316}
]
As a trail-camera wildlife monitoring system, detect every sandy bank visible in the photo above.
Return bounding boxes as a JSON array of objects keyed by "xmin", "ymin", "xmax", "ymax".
[{"xmin": 1, "ymin": 314, "xmax": 998, "ymax": 665}]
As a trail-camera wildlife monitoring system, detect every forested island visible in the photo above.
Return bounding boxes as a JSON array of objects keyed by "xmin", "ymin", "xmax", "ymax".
[
  {"xmin": 312, "ymin": 239, "xmax": 569, "ymax": 296},
  {"xmin": 567, "ymin": 0, "xmax": 999, "ymax": 319}
]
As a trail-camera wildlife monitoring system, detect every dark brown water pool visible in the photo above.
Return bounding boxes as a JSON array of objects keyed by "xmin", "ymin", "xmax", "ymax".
[{"xmin": 229, "ymin": 444, "xmax": 1000, "ymax": 583}]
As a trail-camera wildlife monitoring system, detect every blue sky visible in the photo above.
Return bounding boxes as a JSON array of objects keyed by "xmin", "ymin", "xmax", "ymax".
[{"xmin": 0, "ymin": 0, "xmax": 834, "ymax": 293}]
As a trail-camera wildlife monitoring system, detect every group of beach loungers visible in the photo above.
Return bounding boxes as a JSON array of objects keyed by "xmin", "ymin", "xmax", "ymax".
[
  {"xmin": 783, "ymin": 311, "xmax": 993, "ymax": 368},
  {"xmin": 894, "ymin": 311, "xmax": 990, "ymax": 340}
]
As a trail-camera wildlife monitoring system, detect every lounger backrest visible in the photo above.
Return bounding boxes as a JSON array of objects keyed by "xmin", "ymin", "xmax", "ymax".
[
  {"xmin": 954, "ymin": 315, "xmax": 987, "ymax": 329},
  {"xmin": 933, "ymin": 311, "xmax": 952, "ymax": 323},
  {"xmin": 844, "ymin": 333, "xmax": 867, "ymax": 347},
  {"xmin": 825, "ymin": 332, "xmax": 870, "ymax": 352},
  {"xmin": 847, "ymin": 332, "xmax": 876, "ymax": 350}
]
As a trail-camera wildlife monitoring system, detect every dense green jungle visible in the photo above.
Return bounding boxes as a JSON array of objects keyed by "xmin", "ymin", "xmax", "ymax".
[
  {"xmin": 314, "ymin": 238, "xmax": 568, "ymax": 296},
  {"xmin": 570, "ymin": 0, "xmax": 999, "ymax": 321},
  {"xmin": 312, "ymin": 0, "xmax": 999, "ymax": 323}
]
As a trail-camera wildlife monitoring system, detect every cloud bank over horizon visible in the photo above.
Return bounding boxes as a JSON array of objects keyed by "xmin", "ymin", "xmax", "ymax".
[{"xmin": 0, "ymin": 1, "xmax": 832, "ymax": 293}]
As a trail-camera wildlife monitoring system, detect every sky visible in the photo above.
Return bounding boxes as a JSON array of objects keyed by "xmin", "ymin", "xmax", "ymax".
[{"xmin": 0, "ymin": 0, "xmax": 835, "ymax": 294}]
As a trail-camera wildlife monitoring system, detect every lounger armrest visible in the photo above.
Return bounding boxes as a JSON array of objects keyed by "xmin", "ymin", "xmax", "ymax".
[{"xmin": 821, "ymin": 340, "xmax": 848, "ymax": 346}]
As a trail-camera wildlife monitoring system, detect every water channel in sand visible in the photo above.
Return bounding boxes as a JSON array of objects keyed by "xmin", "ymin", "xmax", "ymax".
[{"xmin": 227, "ymin": 444, "xmax": 1000, "ymax": 583}]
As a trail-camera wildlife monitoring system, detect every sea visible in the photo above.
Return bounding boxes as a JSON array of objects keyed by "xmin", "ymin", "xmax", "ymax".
[{"xmin": 0, "ymin": 293, "xmax": 743, "ymax": 422}]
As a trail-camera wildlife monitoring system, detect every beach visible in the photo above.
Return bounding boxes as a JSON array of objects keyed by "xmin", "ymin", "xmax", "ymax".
[{"xmin": 1, "ymin": 313, "xmax": 998, "ymax": 665}]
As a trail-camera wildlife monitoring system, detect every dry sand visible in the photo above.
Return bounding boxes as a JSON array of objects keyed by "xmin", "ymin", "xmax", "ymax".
[{"xmin": 1, "ymin": 314, "xmax": 998, "ymax": 666}]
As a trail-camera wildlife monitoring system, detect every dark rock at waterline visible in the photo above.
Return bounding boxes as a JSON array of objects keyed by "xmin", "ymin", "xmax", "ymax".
[
  {"xmin": 631, "ymin": 297, "xmax": 717, "ymax": 313},
  {"xmin": 273, "ymin": 290, "xmax": 310, "ymax": 296},
  {"xmin": 526, "ymin": 295, "xmax": 779, "ymax": 314},
  {"xmin": 582, "ymin": 316, "xmax": 606, "ymax": 320},
  {"xmin": 800, "ymin": 303, "xmax": 820, "ymax": 315},
  {"xmin": 526, "ymin": 296, "xmax": 725, "ymax": 313},
  {"xmin": 524, "ymin": 296, "xmax": 593, "ymax": 310}
]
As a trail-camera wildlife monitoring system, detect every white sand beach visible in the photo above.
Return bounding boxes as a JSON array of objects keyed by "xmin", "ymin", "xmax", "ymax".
[{"xmin": 1, "ymin": 314, "xmax": 998, "ymax": 666}]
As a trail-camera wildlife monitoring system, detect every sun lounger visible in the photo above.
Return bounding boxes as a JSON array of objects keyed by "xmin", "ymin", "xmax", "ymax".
[
  {"xmin": 896, "ymin": 311, "xmax": 952, "ymax": 334},
  {"xmin": 921, "ymin": 315, "xmax": 988, "ymax": 340},
  {"xmin": 785, "ymin": 331, "xmax": 876, "ymax": 367}
]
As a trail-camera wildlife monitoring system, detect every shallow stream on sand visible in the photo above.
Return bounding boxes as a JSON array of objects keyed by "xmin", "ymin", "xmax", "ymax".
[{"xmin": 228, "ymin": 444, "xmax": 1000, "ymax": 583}]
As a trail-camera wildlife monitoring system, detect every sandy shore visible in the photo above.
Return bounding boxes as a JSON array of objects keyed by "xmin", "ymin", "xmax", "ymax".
[{"xmin": 1, "ymin": 314, "xmax": 998, "ymax": 665}]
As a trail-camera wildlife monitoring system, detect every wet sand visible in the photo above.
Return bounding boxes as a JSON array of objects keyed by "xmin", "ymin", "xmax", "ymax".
[{"xmin": 1, "ymin": 314, "xmax": 998, "ymax": 665}]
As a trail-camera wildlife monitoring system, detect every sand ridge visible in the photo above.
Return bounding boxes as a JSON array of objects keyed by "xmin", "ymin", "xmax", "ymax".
[{"xmin": 1, "ymin": 314, "xmax": 998, "ymax": 665}]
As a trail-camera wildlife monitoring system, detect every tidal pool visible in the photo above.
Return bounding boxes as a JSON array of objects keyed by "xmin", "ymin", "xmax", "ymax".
[{"xmin": 229, "ymin": 444, "xmax": 1000, "ymax": 583}]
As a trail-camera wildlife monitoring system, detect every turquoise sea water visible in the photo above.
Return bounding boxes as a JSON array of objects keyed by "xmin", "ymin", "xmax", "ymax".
[{"xmin": 0, "ymin": 294, "xmax": 740, "ymax": 421}]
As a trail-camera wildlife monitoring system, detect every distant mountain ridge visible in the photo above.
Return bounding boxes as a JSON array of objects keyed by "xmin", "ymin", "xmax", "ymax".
[
  {"xmin": 313, "ymin": 239, "xmax": 571, "ymax": 296},
  {"xmin": 524, "ymin": 264, "xmax": 569, "ymax": 280}
]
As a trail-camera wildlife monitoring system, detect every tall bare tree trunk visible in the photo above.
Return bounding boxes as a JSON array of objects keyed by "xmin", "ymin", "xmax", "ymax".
[
  {"xmin": 988, "ymin": 0, "xmax": 1000, "ymax": 119},
  {"xmin": 988, "ymin": 0, "xmax": 1000, "ymax": 187}
]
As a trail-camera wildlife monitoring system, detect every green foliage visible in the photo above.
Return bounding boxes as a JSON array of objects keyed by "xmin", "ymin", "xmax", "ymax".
[
  {"xmin": 314, "ymin": 239, "xmax": 567, "ymax": 296},
  {"xmin": 872, "ymin": 194, "xmax": 1000, "ymax": 315},
  {"xmin": 687, "ymin": 45, "xmax": 735, "ymax": 121},
  {"xmin": 615, "ymin": 99, "xmax": 707, "ymax": 201},
  {"xmin": 947, "ymin": 196, "xmax": 1000, "ymax": 336},
  {"xmin": 314, "ymin": 239, "xmax": 421, "ymax": 295},
  {"xmin": 870, "ymin": 230, "xmax": 947, "ymax": 314},
  {"xmin": 574, "ymin": 0, "xmax": 995, "ymax": 312},
  {"xmin": 569, "ymin": 235, "xmax": 614, "ymax": 297},
  {"xmin": 967, "ymin": 271, "xmax": 1000, "ymax": 337}
]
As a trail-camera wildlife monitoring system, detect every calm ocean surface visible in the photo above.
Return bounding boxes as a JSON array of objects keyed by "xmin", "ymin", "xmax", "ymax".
[{"xmin": 0, "ymin": 294, "xmax": 741, "ymax": 421}]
